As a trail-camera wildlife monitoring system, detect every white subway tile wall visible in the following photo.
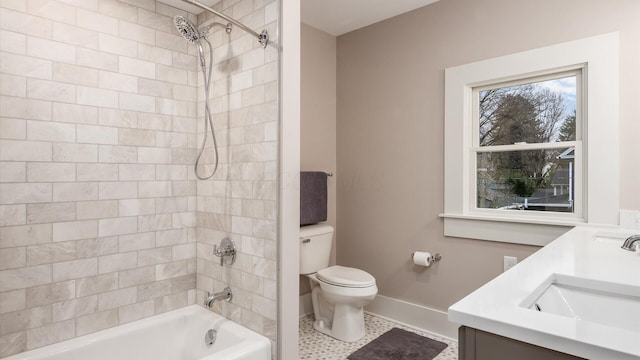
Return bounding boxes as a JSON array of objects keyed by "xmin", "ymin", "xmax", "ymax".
[
  {"xmin": 0, "ymin": 0, "xmax": 201, "ymax": 357},
  {"xmin": 0, "ymin": 0, "xmax": 280, "ymax": 358},
  {"xmin": 194, "ymin": 0, "xmax": 279, "ymax": 354}
]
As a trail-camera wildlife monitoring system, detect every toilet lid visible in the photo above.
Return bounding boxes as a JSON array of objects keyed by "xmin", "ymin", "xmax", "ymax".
[{"xmin": 316, "ymin": 265, "xmax": 376, "ymax": 288}]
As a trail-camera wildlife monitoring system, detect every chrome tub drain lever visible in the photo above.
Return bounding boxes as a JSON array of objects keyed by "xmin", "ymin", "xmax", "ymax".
[{"xmin": 204, "ymin": 328, "xmax": 217, "ymax": 345}]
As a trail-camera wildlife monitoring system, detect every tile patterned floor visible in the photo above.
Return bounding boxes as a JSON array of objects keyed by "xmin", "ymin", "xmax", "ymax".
[{"xmin": 299, "ymin": 313, "xmax": 458, "ymax": 360}]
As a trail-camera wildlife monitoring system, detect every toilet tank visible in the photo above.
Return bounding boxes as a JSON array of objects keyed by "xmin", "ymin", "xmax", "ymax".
[{"xmin": 299, "ymin": 224, "xmax": 334, "ymax": 275}]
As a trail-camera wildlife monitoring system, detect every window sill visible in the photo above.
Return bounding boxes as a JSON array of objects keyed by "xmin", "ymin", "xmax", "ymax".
[
  {"xmin": 440, "ymin": 213, "xmax": 587, "ymax": 227},
  {"xmin": 439, "ymin": 213, "xmax": 582, "ymax": 246}
]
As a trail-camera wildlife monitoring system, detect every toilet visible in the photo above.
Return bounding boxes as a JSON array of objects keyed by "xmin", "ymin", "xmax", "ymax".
[{"xmin": 300, "ymin": 224, "xmax": 378, "ymax": 342}]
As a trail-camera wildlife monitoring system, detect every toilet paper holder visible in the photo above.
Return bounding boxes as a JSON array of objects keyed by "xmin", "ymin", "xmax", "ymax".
[{"xmin": 411, "ymin": 252, "xmax": 442, "ymax": 262}]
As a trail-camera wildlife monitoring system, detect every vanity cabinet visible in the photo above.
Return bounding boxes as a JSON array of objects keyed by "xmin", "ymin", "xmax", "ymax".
[{"xmin": 458, "ymin": 327, "xmax": 585, "ymax": 360}]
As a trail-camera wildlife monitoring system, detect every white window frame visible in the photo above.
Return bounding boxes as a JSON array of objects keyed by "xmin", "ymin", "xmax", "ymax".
[
  {"xmin": 471, "ymin": 69, "xmax": 583, "ymax": 220},
  {"xmin": 442, "ymin": 33, "xmax": 619, "ymax": 246}
]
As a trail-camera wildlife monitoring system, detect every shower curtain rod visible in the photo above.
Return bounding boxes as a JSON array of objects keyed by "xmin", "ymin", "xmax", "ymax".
[{"xmin": 180, "ymin": 0, "xmax": 269, "ymax": 47}]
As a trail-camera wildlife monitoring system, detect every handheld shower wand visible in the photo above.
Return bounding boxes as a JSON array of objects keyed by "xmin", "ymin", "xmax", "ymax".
[{"xmin": 173, "ymin": 16, "xmax": 219, "ymax": 180}]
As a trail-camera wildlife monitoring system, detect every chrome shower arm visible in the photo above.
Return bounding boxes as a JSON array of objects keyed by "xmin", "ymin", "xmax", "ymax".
[{"xmin": 180, "ymin": 0, "xmax": 269, "ymax": 47}]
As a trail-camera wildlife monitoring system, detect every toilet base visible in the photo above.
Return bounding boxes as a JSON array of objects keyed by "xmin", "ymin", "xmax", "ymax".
[
  {"xmin": 312, "ymin": 304, "xmax": 366, "ymax": 342},
  {"xmin": 310, "ymin": 279, "xmax": 370, "ymax": 343},
  {"xmin": 306, "ymin": 271, "xmax": 377, "ymax": 343}
]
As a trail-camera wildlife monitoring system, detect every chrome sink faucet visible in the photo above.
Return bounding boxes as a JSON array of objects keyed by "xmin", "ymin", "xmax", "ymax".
[
  {"xmin": 621, "ymin": 234, "xmax": 640, "ymax": 252},
  {"xmin": 204, "ymin": 287, "xmax": 232, "ymax": 308}
]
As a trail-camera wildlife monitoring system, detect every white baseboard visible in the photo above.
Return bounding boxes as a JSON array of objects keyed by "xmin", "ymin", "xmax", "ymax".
[
  {"xmin": 365, "ymin": 295, "xmax": 459, "ymax": 340},
  {"xmin": 299, "ymin": 292, "xmax": 458, "ymax": 340}
]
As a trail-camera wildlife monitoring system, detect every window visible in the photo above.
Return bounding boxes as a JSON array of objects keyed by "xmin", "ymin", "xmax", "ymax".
[
  {"xmin": 474, "ymin": 71, "xmax": 581, "ymax": 216},
  {"xmin": 442, "ymin": 33, "xmax": 619, "ymax": 246}
]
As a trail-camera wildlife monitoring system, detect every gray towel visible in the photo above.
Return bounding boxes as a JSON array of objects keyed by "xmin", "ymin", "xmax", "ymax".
[{"xmin": 300, "ymin": 171, "xmax": 328, "ymax": 226}]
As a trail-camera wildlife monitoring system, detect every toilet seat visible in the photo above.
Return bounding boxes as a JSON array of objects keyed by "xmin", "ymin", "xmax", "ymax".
[{"xmin": 317, "ymin": 265, "xmax": 375, "ymax": 288}]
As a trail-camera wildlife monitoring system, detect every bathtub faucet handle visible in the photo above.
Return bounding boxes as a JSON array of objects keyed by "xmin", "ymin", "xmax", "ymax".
[{"xmin": 213, "ymin": 237, "xmax": 236, "ymax": 266}]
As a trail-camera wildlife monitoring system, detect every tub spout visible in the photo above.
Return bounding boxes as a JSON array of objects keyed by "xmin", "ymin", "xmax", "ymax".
[{"xmin": 204, "ymin": 287, "xmax": 233, "ymax": 308}]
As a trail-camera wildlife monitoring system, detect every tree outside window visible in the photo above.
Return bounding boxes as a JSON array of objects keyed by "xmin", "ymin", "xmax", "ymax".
[{"xmin": 475, "ymin": 75, "xmax": 578, "ymax": 213}]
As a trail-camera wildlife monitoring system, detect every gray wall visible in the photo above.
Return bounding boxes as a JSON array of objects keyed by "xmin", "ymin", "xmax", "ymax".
[
  {"xmin": 300, "ymin": 24, "xmax": 337, "ymax": 295},
  {"xmin": 336, "ymin": 0, "xmax": 640, "ymax": 312}
]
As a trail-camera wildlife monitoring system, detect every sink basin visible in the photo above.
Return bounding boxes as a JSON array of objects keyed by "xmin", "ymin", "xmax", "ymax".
[
  {"xmin": 592, "ymin": 231, "xmax": 637, "ymax": 245},
  {"xmin": 521, "ymin": 274, "xmax": 640, "ymax": 332}
]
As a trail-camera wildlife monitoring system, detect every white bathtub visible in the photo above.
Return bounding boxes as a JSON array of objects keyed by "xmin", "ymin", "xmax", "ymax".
[{"xmin": 4, "ymin": 305, "xmax": 271, "ymax": 360}]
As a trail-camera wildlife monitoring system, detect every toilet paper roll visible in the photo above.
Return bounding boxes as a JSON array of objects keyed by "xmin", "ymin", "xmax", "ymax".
[{"xmin": 412, "ymin": 251, "xmax": 432, "ymax": 267}]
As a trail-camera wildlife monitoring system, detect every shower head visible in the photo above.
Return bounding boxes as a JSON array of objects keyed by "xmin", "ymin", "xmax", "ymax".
[{"xmin": 174, "ymin": 15, "xmax": 200, "ymax": 44}]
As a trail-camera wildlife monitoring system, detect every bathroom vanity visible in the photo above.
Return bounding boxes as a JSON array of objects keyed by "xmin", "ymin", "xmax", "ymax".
[
  {"xmin": 449, "ymin": 226, "xmax": 640, "ymax": 360},
  {"xmin": 458, "ymin": 326, "xmax": 583, "ymax": 359}
]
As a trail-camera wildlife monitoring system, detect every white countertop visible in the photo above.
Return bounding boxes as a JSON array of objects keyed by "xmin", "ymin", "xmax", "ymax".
[{"xmin": 448, "ymin": 226, "xmax": 640, "ymax": 360}]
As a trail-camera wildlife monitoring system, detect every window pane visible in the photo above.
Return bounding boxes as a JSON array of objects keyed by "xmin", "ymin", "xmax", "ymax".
[
  {"xmin": 479, "ymin": 76, "xmax": 577, "ymax": 146},
  {"xmin": 477, "ymin": 148, "xmax": 575, "ymax": 213}
]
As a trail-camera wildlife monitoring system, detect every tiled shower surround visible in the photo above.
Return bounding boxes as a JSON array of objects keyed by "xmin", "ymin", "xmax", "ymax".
[
  {"xmin": 0, "ymin": 0, "xmax": 279, "ymax": 358},
  {"xmin": 194, "ymin": 0, "xmax": 279, "ymax": 349}
]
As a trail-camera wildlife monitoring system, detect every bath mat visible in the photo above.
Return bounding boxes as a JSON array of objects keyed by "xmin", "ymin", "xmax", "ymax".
[{"xmin": 347, "ymin": 328, "xmax": 448, "ymax": 360}]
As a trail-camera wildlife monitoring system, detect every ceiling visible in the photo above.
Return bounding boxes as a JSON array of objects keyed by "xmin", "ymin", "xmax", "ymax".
[
  {"xmin": 301, "ymin": 0, "xmax": 439, "ymax": 36},
  {"xmin": 158, "ymin": 0, "xmax": 440, "ymax": 36}
]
